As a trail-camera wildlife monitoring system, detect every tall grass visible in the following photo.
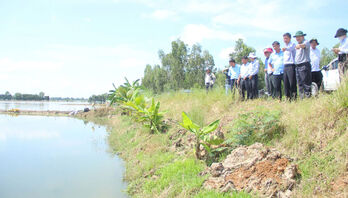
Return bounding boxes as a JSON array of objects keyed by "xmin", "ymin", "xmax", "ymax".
[{"xmin": 84, "ymin": 77, "xmax": 347, "ymax": 197}]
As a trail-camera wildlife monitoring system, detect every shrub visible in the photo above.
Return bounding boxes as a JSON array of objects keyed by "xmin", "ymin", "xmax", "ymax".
[{"xmin": 228, "ymin": 108, "xmax": 284, "ymax": 146}]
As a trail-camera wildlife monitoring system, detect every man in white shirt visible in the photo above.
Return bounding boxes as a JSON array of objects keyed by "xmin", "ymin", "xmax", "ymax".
[
  {"xmin": 248, "ymin": 52, "xmax": 259, "ymax": 99},
  {"xmin": 282, "ymin": 33, "xmax": 297, "ymax": 101},
  {"xmin": 237, "ymin": 56, "xmax": 251, "ymax": 100},
  {"xmin": 205, "ymin": 68, "xmax": 216, "ymax": 92},
  {"xmin": 333, "ymin": 28, "xmax": 348, "ymax": 82},
  {"xmin": 310, "ymin": 38, "xmax": 323, "ymax": 90},
  {"xmin": 263, "ymin": 48, "xmax": 273, "ymax": 96}
]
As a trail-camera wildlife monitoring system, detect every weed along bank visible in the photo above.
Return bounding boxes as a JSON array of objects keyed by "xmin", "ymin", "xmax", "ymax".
[{"xmin": 74, "ymin": 77, "xmax": 348, "ymax": 198}]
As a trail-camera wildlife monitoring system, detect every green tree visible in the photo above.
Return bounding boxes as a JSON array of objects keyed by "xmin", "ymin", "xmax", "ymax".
[
  {"xmin": 320, "ymin": 47, "xmax": 336, "ymax": 67},
  {"xmin": 159, "ymin": 40, "xmax": 187, "ymax": 90},
  {"xmin": 14, "ymin": 93, "xmax": 22, "ymax": 100},
  {"xmin": 229, "ymin": 39, "xmax": 256, "ymax": 63},
  {"xmin": 39, "ymin": 92, "xmax": 45, "ymax": 98},
  {"xmin": 142, "ymin": 40, "xmax": 215, "ymax": 92},
  {"xmin": 4, "ymin": 91, "xmax": 12, "ymax": 100}
]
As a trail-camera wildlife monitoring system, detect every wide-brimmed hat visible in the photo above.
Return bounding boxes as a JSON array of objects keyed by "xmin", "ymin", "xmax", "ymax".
[
  {"xmin": 335, "ymin": 28, "xmax": 347, "ymax": 38},
  {"xmin": 248, "ymin": 52, "xmax": 257, "ymax": 58},
  {"xmin": 293, "ymin": 31, "xmax": 307, "ymax": 37},
  {"xmin": 263, "ymin": 48, "xmax": 273, "ymax": 54},
  {"xmin": 309, "ymin": 38, "xmax": 319, "ymax": 45}
]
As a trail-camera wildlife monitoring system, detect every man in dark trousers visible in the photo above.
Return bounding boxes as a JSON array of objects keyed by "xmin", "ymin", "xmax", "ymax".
[
  {"xmin": 228, "ymin": 59, "xmax": 240, "ymax": 94},
  {"xmin": 237, "ymin": 56, "xmax": 251, "ymax": 100},
  {"xmin": 310, "ymin": 38, "xmax": 323, "ymax": 90},
  {"xmin": 294, "ymin": 31, "xmax": 312, "ymax": 99},
  {"xmin": 223, "ymin": 66, "xmax": 231, "ymax": 94},
  {"xmin": 282, "ymin": 33, "xmax": 297, "ymax": 101},
  {"xmin": 248, "ymin": 52, "xmax": 259, "ymax": 99},
  {"xmin": 333, "ymin": 28, "xmax": 348, "ymax": 82},
  {"xmin": 263, "ymin": 48, "xmax": 273, "ymax": 96},
  {"xmin": 269, "ymin": 41, "xmax": 284, "ymax": 100}
]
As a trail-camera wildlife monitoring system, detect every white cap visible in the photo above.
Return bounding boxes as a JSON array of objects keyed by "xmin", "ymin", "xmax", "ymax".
[{"xmin": 248, "ymin": 52, "xmax": 257, "ymax": 58}]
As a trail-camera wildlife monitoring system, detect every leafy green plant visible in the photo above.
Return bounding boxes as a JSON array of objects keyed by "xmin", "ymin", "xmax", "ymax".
[
  {"xmin": 180, "ymin": 112, "xmax": 222, "ymax": 159},
  {"xmin": 108, "ymin": 78, "xmax": 142, "ymax": 106},
  {"xmin": 125, "ymin": 97, "xmax": 167, "ymax": 134},
  {"xmin": 229, "ymin": 109, "xmax": 284, "ymax": 146}
]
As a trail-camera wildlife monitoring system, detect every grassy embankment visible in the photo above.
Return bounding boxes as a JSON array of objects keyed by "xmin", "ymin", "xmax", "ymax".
[{"xmin": 81, "ymin": 78, "xmax": 347, "ymax": 198}]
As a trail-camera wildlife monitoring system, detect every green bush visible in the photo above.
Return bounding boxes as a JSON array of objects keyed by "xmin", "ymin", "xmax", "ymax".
[{"xmin": 228, "ymin": 108, "xmax": 284, "ymax": 146}]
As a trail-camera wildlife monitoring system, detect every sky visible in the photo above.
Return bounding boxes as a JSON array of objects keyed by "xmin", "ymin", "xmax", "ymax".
[{"xmin": 1, "ymin": 0, "xmax": 347, "ymax": 98}]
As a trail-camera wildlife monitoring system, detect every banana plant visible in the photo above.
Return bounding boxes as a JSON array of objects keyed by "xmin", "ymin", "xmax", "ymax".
[
  {"xmin": 108, "ymin": 78, "xmax": 142, "ymax": 106},
  {"xmin": 180, "ymin": 112, "xmax": 222, "ymax": 159},
  {"xmin": 124, "ymin": 97, "xmax": 167, "ymax": 134}
]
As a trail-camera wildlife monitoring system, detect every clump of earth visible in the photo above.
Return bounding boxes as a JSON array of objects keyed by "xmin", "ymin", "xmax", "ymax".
[{"xmin": 203, "ymin": 143, "xmax": 299, "ymax": 198}]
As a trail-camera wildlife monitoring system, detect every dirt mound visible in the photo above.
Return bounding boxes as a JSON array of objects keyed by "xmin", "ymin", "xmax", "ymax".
[{"xmin": 203, "ymin": 143, "xmax": 299, "ymax": 197}]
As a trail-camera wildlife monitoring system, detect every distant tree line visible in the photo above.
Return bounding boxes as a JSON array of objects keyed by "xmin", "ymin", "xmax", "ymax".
[
  {"xmin": 142, "ymin": 39, "xmax": 215, "ymax": 93},
  {"xmin": 88, "ymin": 93, "xmax": 108, "ymax": 103},
  {"xmin": 50, "ymin": 97, "xmax": 87, "ymax": 101},
  {"xmin": 0, "ymin": 91, "xmax": 49, "ymax": 101}
]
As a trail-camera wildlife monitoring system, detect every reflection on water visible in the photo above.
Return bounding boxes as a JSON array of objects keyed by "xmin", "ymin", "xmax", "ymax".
[
  {"xmin": 0, "ymin": 115, "xmax": 126, "ymax": 198},
  {"xmin": 0, "ymin": 101, "xmax": 93, "ymax": 112}
]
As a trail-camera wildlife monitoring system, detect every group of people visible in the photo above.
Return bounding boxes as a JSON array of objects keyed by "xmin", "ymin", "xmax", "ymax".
[{"xmin": 209, "ymin": 28, "xmax": 348, "ymax": 100}]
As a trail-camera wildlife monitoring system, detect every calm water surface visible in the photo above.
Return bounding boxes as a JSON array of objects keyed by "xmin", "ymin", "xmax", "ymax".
[
  {"xmin": 0, "ymin": 101, "xmax": 93, "ymax": 111},
  {"xmin": 0, "ymin": 114, "xmax": 126, "ymax": 198}
]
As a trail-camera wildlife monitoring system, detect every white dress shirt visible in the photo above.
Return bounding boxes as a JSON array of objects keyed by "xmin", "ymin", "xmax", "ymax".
[
  {"xmin": 339, "ymin": 37, "xmax": 348, "ymax": 54},
  {"xmin": 310, "ymin": 47, "xmax": 321, "ymax": 72},
  {"xmin": 240, "ymin": 63, "xmax": 250, "ymax": 78},
  {"xmin": 249, "ymin": 60, "xmax": 259, "ymax": 76},
  {"xmin": 283, "ymin": 42, "xmax": 296, "ymax": 64}
]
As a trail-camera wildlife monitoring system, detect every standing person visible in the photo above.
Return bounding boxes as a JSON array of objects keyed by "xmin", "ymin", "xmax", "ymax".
[
  {"xmin": 223, "ymin": 66, "xmax": 231, "ymax": 94},
  {"xmin": 237, "ymin": 56, "xmax": 251, "ymax": 100},
  {"xmin": 294, "ymin": 31, "xmax": 312, "ymax": 99},
  {"xmin": 310, "ymin": 38, "xmax": 323, "ymax": 90},
  {"xmin": 269, "ymin": 41, "xmax": 284, "ymax": 100},
  {"xmin": 282, "ymin": 33, "xmax": 297, "ymax": 101},
  {"xmin": 263, "ymin": 48, "xmax": 273, "ymax": 96},
  {"xmin": 228, "ymin": 59, "xmax": 240, "ymax": 94},
  {"xmin": 205, "ymin": 69, "xmax": 216, "ymax": 92},
  {"xmin": 248, "ymin": 52, "xmax": 259, "ymax": 99},
  {"xmin": 333, "ymin": 28, "xmax": 348, "ymax": 82}
]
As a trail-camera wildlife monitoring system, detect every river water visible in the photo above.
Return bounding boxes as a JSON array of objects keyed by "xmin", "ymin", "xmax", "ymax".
[
  {"xmin": 0, "ymin": 114, "xmax": 127, "ymax": 198},
  {"xmin": 0, "ymin": 101, "xmax": 93, "ymax": 112}
]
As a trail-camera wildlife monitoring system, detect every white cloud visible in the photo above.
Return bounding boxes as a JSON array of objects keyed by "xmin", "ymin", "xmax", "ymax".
[
  {"xmin": 123, "ymin": 0, "xmax": 330, "ymax": 33},
  {"xmin": 219, "ymin": 47, "xmax": 235, "ymax": 60},
  {"xmin": 142, "ymin": 9, "xmax": 177, "ymax": 20},
  {"xmin": 177, "ymin": 24, "xmax": 244, "ymax": 45}
]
